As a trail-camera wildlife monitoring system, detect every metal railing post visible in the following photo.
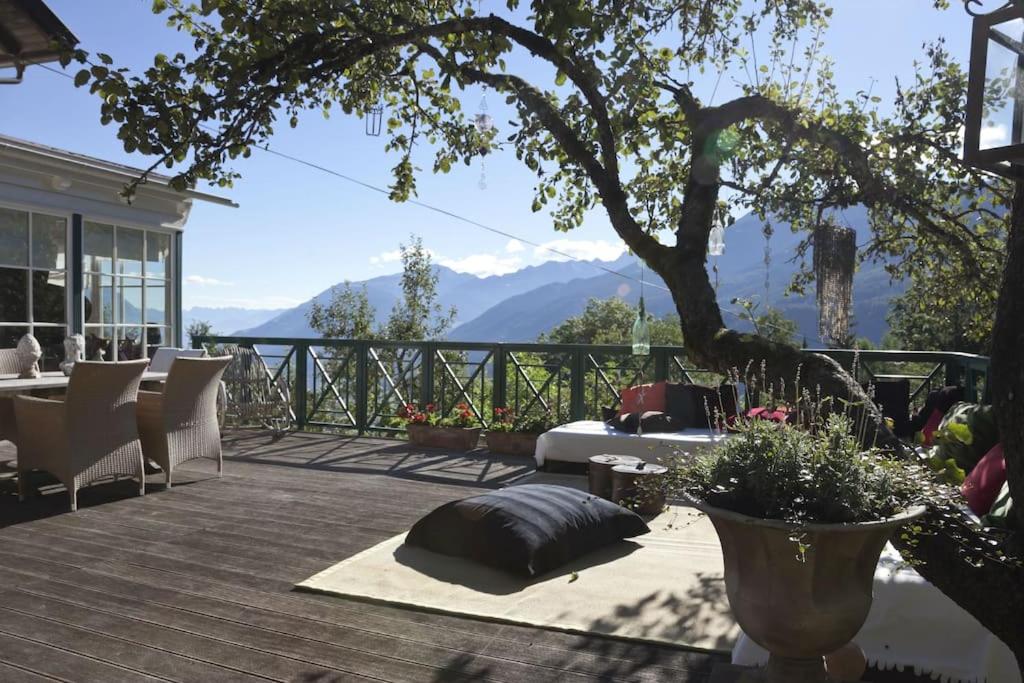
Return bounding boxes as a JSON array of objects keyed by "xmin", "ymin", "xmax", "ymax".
[
  {"xmin": 294, "ymin": 342, "xmax": 308, "ymax": 430},
  {"xmin": 570, "ymin": 348, "xmax": 586, "ymax": 421},
  {"xmin": 654, "ymin": 347, "xmax": 668, "ymax": 382},
  {"xmin": 493, "ymin": 344, "xmax": 507, "ymax": 413},
  {"xmin": 422, "ymin": 341, "xmax": 435, "ymax": 408},
  {"xmin": 355, "ymin": 341, "xmax": 368, "ymax": 435}
]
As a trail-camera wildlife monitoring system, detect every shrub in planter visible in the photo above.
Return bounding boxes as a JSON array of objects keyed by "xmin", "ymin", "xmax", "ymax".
[
  {"xmin": 398, "ymin": 403, "xmax": 481, "ymax": 451},
  {"xmin": 656, "ymin": 412, "xmax": 945, "ymax": 683},
  {"xmin": 486, "ymin": 408, "xmax": 556, "ymax": 456}
]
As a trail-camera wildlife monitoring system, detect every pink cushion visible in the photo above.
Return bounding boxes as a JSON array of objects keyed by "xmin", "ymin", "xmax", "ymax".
[
  {"xmin": 920, "ymin": 408, "xmax": 943, "ymax": 446},
  {"xmin": 620, "ymin": 382, "xmax": 666, "ymax": 415},
  {"xmin": 961, "ymin": 443, "xmax": 1006, "ymax": 516}
]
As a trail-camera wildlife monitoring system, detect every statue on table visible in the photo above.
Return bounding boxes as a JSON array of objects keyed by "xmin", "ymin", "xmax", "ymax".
[
  {"xmin": 60, "ymin": 334, "xmax": 85, "ymax": 376},
  {"xmin": 16, "ymin": 334, "xmax": 42, "ymax": 379}
]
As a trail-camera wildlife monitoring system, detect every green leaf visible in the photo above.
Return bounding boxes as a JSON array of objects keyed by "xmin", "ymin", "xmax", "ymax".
[
  {"xmin": 73, "ymin": 70, "xmax": 90, "ymax": 87},
  {"xmin": 554, "ymin": 71, "xmax": 567, "ymax": 87}
]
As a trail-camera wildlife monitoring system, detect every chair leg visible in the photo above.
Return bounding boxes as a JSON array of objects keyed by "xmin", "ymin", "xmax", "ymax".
[
  {"xmin": 217, "ymin": 453, "xmax": 223, "ymax": 477},
  {"xmin": 69, "ymin": 486, "xmax": 77, "ymax": 512},
  {"xmin": 165, "ymin": 466, "xmax": 173, "ymax": 489}
]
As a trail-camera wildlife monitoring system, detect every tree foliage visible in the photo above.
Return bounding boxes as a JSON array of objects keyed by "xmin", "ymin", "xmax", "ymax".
[{"xmin": 539, "ymin": 297, "xmax": 683, "ymax": 346}]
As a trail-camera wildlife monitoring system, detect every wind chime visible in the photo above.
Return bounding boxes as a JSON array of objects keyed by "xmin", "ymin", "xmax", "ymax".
[
  {"xmin": 365, "ymin": 97, "xmax": 384, "ymax": 137},
  {"xmin": 474, "ymin": 90, "xmax": 494, "ymax": 189},
  {"xmin": 813, "ymin": 220, "xmax": 857, "ymax": 346},
  {"xmin": 631, "ymin": 262, "xmax": 651, "ymax": 356},
  {"xmin": 762, "ymin": 222, "xmax": 773, "ymax": 302}
]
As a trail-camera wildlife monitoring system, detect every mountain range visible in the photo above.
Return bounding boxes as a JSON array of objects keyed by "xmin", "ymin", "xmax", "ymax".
[{"xmin": 189, "ymin": 207, "xmax": 904, "ymax": 346}]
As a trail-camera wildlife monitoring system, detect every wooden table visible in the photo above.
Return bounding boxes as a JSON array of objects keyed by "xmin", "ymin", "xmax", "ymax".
[
  {"xmin": 588, "ymin": 454, "xmax": 642, "ymax": 500},
  {"xmin": 0, "ymin": 371, "xmax": 168, "ymax": 395},
  {"xmin": 611, "ymin": 462, "xmax": 669, "ymax": 515}
]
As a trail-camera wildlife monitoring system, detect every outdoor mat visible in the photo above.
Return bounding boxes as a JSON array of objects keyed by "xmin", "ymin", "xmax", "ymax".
[{"xmin": 296, "ymin": 497, "xmax": 738, "ymax": 653}]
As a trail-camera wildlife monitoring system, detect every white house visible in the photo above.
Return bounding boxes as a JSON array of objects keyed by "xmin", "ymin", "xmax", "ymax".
[{"xmin": 0, "ymin": 134, "xmax": 235, "ymax": 369}]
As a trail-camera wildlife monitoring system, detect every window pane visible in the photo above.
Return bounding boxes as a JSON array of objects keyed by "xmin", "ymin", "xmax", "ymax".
[
  {"xmin": 117, "ymin": 227, "xmax": 144, "ymax": 276},
  {"xmin": 84, "ymin": 274, "xmax": 114, "ymax": 325},
  {"xmin": 120, "ymin": 277, "xmax": 143, "ymax": 324},
  {"xmin": 34, "ymin": 326, "xmax": 66, "ymax": 372},
  {"xmin": 0, "ymin": 267, "xmax": 28, "ymax": 323},
  {"xmin": 84, "ymin": 221, "xmax": 113, "ymax": 274},
  {"xmin": 31, "ymin": 214, "xmax": 67, "ymax": 270},
  {"xmin": 0, "ymin": 326, "xmax": 28, "ymax": 351},
  {"xmin": 0, "ymin": 207, "xmax": 29, "ymax": 267},
  {"xmin": 145, "ymin": 326, "xmax": 168, "ymax": 358},
  {"xmin": 145, "ymin": 280, "xmax": 169, "ymax": 326},
  {"xmin": 119, "ymin": 327, "xmax": 143, "ymax": 360},
  {"xmin": 84, "ymin": 326, "xmax": 114, "ymax": 361},
  {"xmin": 32, "ymin": 270, "xmax": 66, "ymax": 323},
  {"xmin": 146, "ymin": 232, "xmax": 170, "ymax": 278}
]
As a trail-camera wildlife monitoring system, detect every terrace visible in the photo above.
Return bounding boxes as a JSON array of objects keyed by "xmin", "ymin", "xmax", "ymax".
[{"xmin": 0, "ymin": 338, "xmax": 990, "ymax": 682}]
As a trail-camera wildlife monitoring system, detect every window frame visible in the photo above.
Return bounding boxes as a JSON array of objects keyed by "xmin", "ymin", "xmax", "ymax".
[
  {"xmin": 0, "ymin": 201, "xmax": 72, "ymax": 347},
  {"xmin": 81, "ymin": 215, "xmax": 176, "ymax": 360}
]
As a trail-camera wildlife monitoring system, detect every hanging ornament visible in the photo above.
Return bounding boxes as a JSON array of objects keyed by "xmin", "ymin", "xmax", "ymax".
[
  {"xmin": 474, "ymin": 89, "xmax": 494, "ymax": 189},
  {"xmin": 762, "ymin": 222, "xmax": 773, "ymax": 302},
  {"xmin": 631, "ymin": 263, "xmax": 651, "ymax": 356},
  {"xmin": 708, "ymin": 224, "xmax": 726, "ymax": 257},
  {"xmin": 813, "ymin": 220, "xmax": 857, "ymax": 346},
  {"xmin": 365, "ymin": 99, "xmax": 384, "ymax": 137}
]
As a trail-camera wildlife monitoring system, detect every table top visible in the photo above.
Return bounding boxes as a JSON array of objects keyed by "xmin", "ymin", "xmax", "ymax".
[{"xmin": 0, "ymin": 371, "xmax": 168, "ymax": 394}]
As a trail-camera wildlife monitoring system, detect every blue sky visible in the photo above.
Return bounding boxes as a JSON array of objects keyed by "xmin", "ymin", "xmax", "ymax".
[{"xmin": 0, "ymin": 1, "xmax": 975, "ymax": 310}]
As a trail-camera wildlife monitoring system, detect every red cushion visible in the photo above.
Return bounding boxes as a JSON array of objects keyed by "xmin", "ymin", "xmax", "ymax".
[
  {"xmin": 620, "ymin": 382, "xmax": 666, "ymax": 415},
  {"xmin": 961, "ymin": 443, "xmax": 1006, "ymax": 516},
  {"xmin": 920, "ymin": 408, "xmax": 943, "ymax": 447}
]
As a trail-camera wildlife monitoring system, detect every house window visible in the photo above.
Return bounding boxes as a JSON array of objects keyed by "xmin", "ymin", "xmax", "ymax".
[
  {"xmin": 0, "ymin": 206, "xmax": 69, "ymax": 371},
  {"xmin": 83, "ymin": 222, "xmax": 172, "ymax": 361}
]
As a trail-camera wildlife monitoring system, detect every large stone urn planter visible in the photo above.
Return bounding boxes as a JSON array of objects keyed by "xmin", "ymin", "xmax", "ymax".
[
  {"xmin": 689, "ymin": 497, "xmax": 926, "ymax": 683},
  {"xmin": 407, "ymin": 424, "xmax": 481, "ymax": 451},
  {"xmin": 485, "ymin": 431, "xmax": 539, "ymax": 457}
]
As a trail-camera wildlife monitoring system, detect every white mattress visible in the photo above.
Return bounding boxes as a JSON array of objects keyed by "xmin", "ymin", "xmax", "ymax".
[{"xmin": 534, "ymin": 420, "xmax": 730, "ymax": 467}]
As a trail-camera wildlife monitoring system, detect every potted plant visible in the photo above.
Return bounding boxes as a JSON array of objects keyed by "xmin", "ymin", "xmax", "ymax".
[
  {"xmin": 398, "ymin": 402, "xmax": 481, "ymax": 452},
  {"xmin": 659, "ymin": 410, "xmax": 944, "ymax": 682},
  {"xmin": 486, "ymin": 408, "xmax": 555, "ymax": 456}
]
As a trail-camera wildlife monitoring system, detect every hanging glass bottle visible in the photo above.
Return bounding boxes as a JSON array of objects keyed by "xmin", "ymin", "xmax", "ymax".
[
  {"xmin": 631, "ymin": 264, "xmax": 651, "ymax": 356},
  {"xmin": 708, "ymin": 224, "xmax": 726, "ymax": 257}
]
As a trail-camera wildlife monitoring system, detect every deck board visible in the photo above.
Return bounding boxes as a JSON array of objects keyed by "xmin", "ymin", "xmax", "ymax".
[{"xmin": 0, "ymin": 429, "xmax": 928, "ymax": 682}]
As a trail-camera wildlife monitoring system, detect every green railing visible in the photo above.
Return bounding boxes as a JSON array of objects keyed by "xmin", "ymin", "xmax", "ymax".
[{"xmin": 194, "ymin": 336, "xmax": 990, "ymax": 434}]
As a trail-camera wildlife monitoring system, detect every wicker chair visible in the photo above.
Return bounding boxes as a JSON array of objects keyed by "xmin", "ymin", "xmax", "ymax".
[
  {"xmin": 222, "ymin": 345, "xmax": 292, "ymax": 433},
  {"xmin": 0, "ymin": 348, "xmax": 19, "ymax": 446},
  {"xmin": 15, "ymin": 360, "xmax": 149, "ymax": 511},
  {"xmin": 136, "ymin": 356, "xmax": 232, "ymax": 488}
]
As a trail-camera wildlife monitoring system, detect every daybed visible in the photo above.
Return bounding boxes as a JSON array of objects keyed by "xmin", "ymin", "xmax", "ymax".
[{"xmin": 534, "ymin": 420, "xmax": 729, "ymax": 467}]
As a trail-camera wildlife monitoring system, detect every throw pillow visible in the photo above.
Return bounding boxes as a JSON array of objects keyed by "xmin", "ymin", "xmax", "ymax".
[
  {"xmin": 961, "ymin": 443, "xmax": 1006, "ymax": 516},
  {"xmin": 919, "ymin": 408, "xmax": 943, "ymax": 447},
  {"xmin": 619, "ymin": 382, "xmax": 666, "ymax": 415},
  {"xmin": 638, "ymin": 410, "xmax": 684, "ymax": 434},
  {"xmin": 404, "ymin": 484, "xmax": 651, "ymax": 577},
  {"xmin": 933, "ymin": 402, "xmax": 999, "ymax": 472},
  {"xmin": 982, "ymin": 481, "xmax": 1014, "ymax": 528},
  {"xmin": 665, "ymin": 383, "xmax": 739, "ymax": 428},
  {"xmin": 606, "ymin": 412, "xmax": 641, "ymax": 434}
]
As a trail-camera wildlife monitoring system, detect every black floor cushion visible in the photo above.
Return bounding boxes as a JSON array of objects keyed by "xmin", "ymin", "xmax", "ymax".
[{"xmin": 404, "ymin": 484, "xmax": 651, "ymax": 578}]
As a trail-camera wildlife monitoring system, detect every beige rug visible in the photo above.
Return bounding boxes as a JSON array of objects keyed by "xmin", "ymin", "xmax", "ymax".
[{"xmin": 297, "ymin": 484, "xmax": 738, "ymax": 652}]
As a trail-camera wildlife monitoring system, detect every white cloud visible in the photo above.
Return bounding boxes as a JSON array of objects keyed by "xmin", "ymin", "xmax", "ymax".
[
  {"xmin": 505, "ymin": 238, "xmax": 525, "ymax": 254},
  {"xmin": 185, "ymin": 275, "xmax": 234, "ymax": 286},
  {"xmin": 369, "ymin": 249, "xmax": 403, "ymax": 265},
  {"xmin": 440, "ymin": 253, "xmax": 523, "ymax": 277},
  {"xmin": 980, "ymin": 123, "xmax": 1009, "ymax": 149},
  {"xmin": 533, "ymin": 238, "xmax": 626, "ymax": 262}
]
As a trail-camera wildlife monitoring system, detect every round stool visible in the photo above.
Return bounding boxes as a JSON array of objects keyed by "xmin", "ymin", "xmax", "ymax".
[
  {"xmin": 611, "ymin": 463, "xmax": 668, "ymax": 515},
  {"xmin": 588, "ymin": 454, "xmax": 641, "ymax": 500}
]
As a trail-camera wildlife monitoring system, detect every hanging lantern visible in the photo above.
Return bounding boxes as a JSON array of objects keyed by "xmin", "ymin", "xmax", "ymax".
[
  {"xmin": 631, "ymin": 295, "xmax": 651, "ymax": 356},
  {"xmin": 813, "ymin": 221, "xmax": 857, "ymax": 346},
  {"xmin": 365, "ymin": 102, "xmax": 384, "ymax": 137},
  {"xmin": 708, "ymin": 224, "xmax": 726, "ymax": 256},
  {"xmin": 963, "ymin": 1, "xmax": 1024, "ymax": 175}
]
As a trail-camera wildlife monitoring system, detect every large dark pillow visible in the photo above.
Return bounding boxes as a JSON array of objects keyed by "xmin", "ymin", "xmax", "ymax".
[
  {"xmin": 605, "ymin": 411, "xmax": 641, "ymax": 434},
  {"xmin": 639, "ymin": 410, "xmax": 684, "ymax": 433},
  {"xmin": 665, "ymin": 383, "xmax": 738, "ymax": 427},
  {"xmin": 404, "ymin": 484, "xmax": 650, "ymax": 577}
]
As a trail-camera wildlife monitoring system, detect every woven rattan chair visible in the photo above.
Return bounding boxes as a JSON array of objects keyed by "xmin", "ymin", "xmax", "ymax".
[
  {"xmin": 136, "ymin": 356, "xmax": 232, "ymax": 488},
  {"xmin": 222, "ymin": 345, "xmax": 291, "ymax": 432},
  {"xmin": 15, "ymin": 360, "xmax": 149, "ymax": 511},
  {"xmin": 0, "ymin": 348, "xmax": 19, "ymax": 446}
]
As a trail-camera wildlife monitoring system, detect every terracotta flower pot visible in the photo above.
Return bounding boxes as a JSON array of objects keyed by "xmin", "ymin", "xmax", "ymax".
[
  {"xmin": 406, "ymin": 424, "xmax": 481, "ymax": 451},
  {"xmin": 689, "ymin": 497, "xmax": 925, "ymax": 683},
  {"xmin": 485, "ymin": 431, "xmax": 539, "ymax": 457}
]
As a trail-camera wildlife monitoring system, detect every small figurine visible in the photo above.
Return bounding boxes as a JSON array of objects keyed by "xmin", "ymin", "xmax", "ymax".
[
  {"xmin": 60, "ymin": 334, "xmax": 85, "ymax": 376},
  {"xmin": 16, "ymin": 334, "xmax": 42, "ymax": 379}
]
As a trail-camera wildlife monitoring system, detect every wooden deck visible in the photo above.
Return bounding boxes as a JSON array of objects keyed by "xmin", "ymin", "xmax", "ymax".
[{"xmin": 0, "ymin": 430, "xmax": 928, "ymax": 682}]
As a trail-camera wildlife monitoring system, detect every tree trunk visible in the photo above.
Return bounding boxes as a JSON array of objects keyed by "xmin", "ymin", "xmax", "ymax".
[{"xmin": 652, "ymin": 248, "xmax": 892, "ymax": 446}]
